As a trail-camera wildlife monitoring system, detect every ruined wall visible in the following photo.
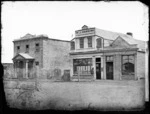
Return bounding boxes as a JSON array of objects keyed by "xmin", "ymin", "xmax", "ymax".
[
  {"xmin": 3, "ymin": 63, "xmax": 14, "ymax": 79},
  {"xmin": 137, "ymin": 52, "xmax": 145, "ymax": 79},
  {"xmin": 43, "ymin": 39, "xmax": 71, "ymax": 79}
]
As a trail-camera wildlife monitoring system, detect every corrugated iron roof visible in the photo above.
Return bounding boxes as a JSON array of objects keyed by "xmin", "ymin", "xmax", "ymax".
[
  {"xmin": 95, "ymin": 28, "xmax": 146, "ymax": 50},
  {"xmin": 19, "ymin": 53, "xmax": 34, "ymax": 59},
  {"xmin": 12, "ymin": 53, "xmax": 34, "ymax": 60}
]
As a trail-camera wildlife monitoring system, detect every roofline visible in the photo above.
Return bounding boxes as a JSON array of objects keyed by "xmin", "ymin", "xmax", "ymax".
[
  {"xmin": 75, "ymin": 27, "xmax": 95, "ymax": 32},
  {"xmin": 73, "ymin": 35, "xmax": 114, "ymax": 41},
  {"xmin": 70, "ymin": 48, "xmax": 138, "ymax": 55},
  {"xmin": 12, "ymin": 53, "xmax": 34, "ymax": 60},
  {"xmin": 47, "ymin": 38, "xmax": 70, "ymax": 42},
  {"xmin": 13, "ymin": 36, "xmax": 70, "ymax": 43},
  {"xmin": 13, "ymin": 36, "xmax": 49, "ymax": 42}
]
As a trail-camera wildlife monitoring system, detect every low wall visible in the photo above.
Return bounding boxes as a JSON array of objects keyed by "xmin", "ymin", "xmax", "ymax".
[{"xmin": 4, "ymin": 80, "xmax": 145, "ymax": 110}]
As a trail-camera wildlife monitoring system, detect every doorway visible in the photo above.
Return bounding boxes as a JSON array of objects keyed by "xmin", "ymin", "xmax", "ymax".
[
  {"xmin": 106, "ymin": 62, "xmax": 113, "ymax": 80},
  {"xmin": 96, "ymin": 58, "xmax": 101, "ymax": 79},
  {"xmin": 18, "ymin": 61, "xmax": 24, "ymax": 79}
]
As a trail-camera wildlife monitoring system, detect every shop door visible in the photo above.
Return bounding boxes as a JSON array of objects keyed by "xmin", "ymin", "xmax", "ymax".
[
  {"xmin": 106, "ymin": 62, "xmax": 113, "ymax": 80},
  {"xmin": 96, "ymin": 63, "xmax": 101, "ymax": 79}
]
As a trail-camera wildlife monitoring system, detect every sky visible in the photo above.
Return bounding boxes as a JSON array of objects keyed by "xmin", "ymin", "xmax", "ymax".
[{"xmin": 1, "ymin": 1, "xmax": 149, "ymax": 63}]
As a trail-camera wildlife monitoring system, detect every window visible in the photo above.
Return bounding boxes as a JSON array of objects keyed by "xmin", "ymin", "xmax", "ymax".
[
  {"xmin": 26, "ymin": 45, "xmax": 29, "ymax": 53},
  {"xmin": 96, "ymin": 58, "xmax": 101, "ymax": 62},
  {"xmin": 79, "ymin": 38, "xmax": 84, "ymax": 48},
  {"xmin": 70, "ymin": 41, "xmax": 75, "ymax": 50},
  {"xmin": 96, "ymin": 38, "xmax": 102, "ymax": 48},
  {"xmin": 87, "ymin": 36, "xmax": 92, "ymax": 47},
  {"xmin": 17, "ymin": 46, "xmax": 20, "ymax": 53},
  {"xmin": 35, "ymin": 61, "xmax": 39, "ymax": 65},
  {"xmin": 122, "ymin": 55, "xmax": 135, "ymax": 75},
  {"xmin": 73, "ymin": 58, "xmax": 92, "ymax": 75},
  {"xmin": 35, "ymin": 43, "xmax": 40, "ymax": 52},
  {"xmin": 106, "ymin": 56, "xmax": 113, "ymax": 62}
]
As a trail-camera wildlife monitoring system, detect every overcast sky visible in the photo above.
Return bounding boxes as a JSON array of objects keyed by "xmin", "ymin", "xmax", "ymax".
[{"xmin": 1, "ymin": 1, "xmax": 148, "ymax": 63}]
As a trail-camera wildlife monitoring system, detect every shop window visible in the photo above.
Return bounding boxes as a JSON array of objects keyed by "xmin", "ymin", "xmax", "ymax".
[
  {"xmin": 73, "ymin": 58, "xmax": 92, "ymax": 75},
  {"xmin": 87, "ymin": 36, "xmax": 92, "ymax": 48},
  {"xmin": 26, "ymin": 45, "xmax": 29, "ymax": 53},
  {"xmin": 122, "ymin": 55, "xmax": 135, "ymax": 75},
  {"xmin": 35, "ymin": 43, "xmax": 40, "ymax": 52},
  {"xmin": 71, "ymin": 41, "xmax": 75, "ymax": 50},
  {"xmin": 80, "ymin": 38, "xmax": 84, "ymax": 48}
]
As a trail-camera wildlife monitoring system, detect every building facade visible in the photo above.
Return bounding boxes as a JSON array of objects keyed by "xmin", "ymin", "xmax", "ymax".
[
  {"xmin": 12, "ymin": 34, "xmax": 71, "ymax": 80},
  {"xmin": 70, "ymin": 25, "xmax": 146, "ymax": 81},
  {"xmin": 12, "ymin": 26, "xmax": 147, "ymax": 81}
]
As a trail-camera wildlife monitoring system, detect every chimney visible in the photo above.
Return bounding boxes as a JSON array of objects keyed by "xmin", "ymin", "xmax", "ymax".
[{"xmin": 126, "ymin": 32, "xmax": 133, "ymax": 37}]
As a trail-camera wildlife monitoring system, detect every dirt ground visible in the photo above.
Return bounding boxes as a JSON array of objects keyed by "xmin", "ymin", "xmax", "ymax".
[{"xmin": 4, "ymin": 79, "xmax": 145, "ymax": 111}]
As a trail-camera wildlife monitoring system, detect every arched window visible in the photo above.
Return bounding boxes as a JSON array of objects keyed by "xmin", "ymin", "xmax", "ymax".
[{"xmin": 122, "ymin": 55, "xmax": 135, "ymax": 75}]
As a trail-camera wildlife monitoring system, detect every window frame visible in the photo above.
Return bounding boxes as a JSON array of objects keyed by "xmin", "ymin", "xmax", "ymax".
[
  {"xmin": 35, "ymin": 43, "xmax": 40, "ymax": 52},
  {"xmin": 87, "ymin": 36, "xmax": 92, "ymax": 48},
  {"xmin": 106, "ymin": 56, "xmax": 114, "ymax": 62},
  {"xmin": 71, "ymin": 41, "xmax": 75, "ymax": 50},
  {"xmin": 96, "ymin": 38, "xmax": 102, "ymax": 48},
  {"xmin": 35, "ymin": 61, "xmax": 39, "ymax": 65},
  {"xmin": 122, "ymin": 55, "xmax": 135, "ymax": 75},
  {"xmin": 17, "ymin": 46, "xmax": 20, "ymax": 53},
  {"xmin": 79, "ymin": 38, "xmax": 84, "ymax": 48},
  {"xmin": 73, "ymin": 58, "xmax": 92, "ymax": 75},
  {"xmin": 26, "ymin": 44, "xmax": 29, "ymax": 53}
]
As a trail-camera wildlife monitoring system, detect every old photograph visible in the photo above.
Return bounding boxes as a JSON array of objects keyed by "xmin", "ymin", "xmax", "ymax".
[{"xmin": 1, "ymin": 1, "xmax": 149, "ymax": 111}]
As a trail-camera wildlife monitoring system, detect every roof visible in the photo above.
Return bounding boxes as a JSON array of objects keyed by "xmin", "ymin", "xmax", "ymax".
[
  {"xmin": 12, "ymin": 53, "xmax": 34, "ymax": 60},
  {"xmin": 13, "ymin": 33, "xmax": 70, "ymax": 42},
  {"xmin": 19, "ymin": 53, "xmax": 34, "ymax": 59},
  {"xmin": 13, "ymin": 33, "xmax": 49, "ymax": 42}
]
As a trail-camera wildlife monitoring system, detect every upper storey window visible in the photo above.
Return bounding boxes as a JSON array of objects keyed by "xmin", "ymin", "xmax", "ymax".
[
  {"xmin": 26, "ymin": 45, "xmax": 29, "ymax": 53},
  {"xmin": 71, "ymin": 41, "xmax": 75, "ymax": 50},
  {"xmin": 87, "ymin": 36, "xmax": 92, "ymax": 48},
  {"xmin": 96, "ymin": 38, "xmax": 102, "ymax": 48},
  {"xmin": 17, "ymin": 46, "xmax": 20, "ymax": 53},
  {"xmin": 80, "ymin": 38, "xmax": 84, "ymax": 48},
  {"xmin": 35, "ymin": 43, "xmax": 40, "ymax": 52}
]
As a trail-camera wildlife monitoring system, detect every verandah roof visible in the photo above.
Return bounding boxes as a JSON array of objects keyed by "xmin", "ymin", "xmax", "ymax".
[{"xmin": 12, "ymin": 53, "xmax": 34, "ymax": 61}]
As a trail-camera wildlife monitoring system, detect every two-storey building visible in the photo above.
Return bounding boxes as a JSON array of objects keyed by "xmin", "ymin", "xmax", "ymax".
[
  {"xmin": 12, "ymin": 34, "xmax": 71, "ymax": 80},
  {"xmin": 70, "ymin": 25, "xmax": 146, "ymax": 81}
]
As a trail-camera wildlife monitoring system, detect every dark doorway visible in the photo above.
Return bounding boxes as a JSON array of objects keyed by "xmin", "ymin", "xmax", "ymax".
[
  {"xmin": 96, "ymin": 63, "xmax": 101, "ymax": 79},
  {"xmin": 18, "ymin": 61, "xmax": 24, "ymax": 79},
  {"xmin": 106, "ymin": 62, "xmax": 113, "ymax": 80}
]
